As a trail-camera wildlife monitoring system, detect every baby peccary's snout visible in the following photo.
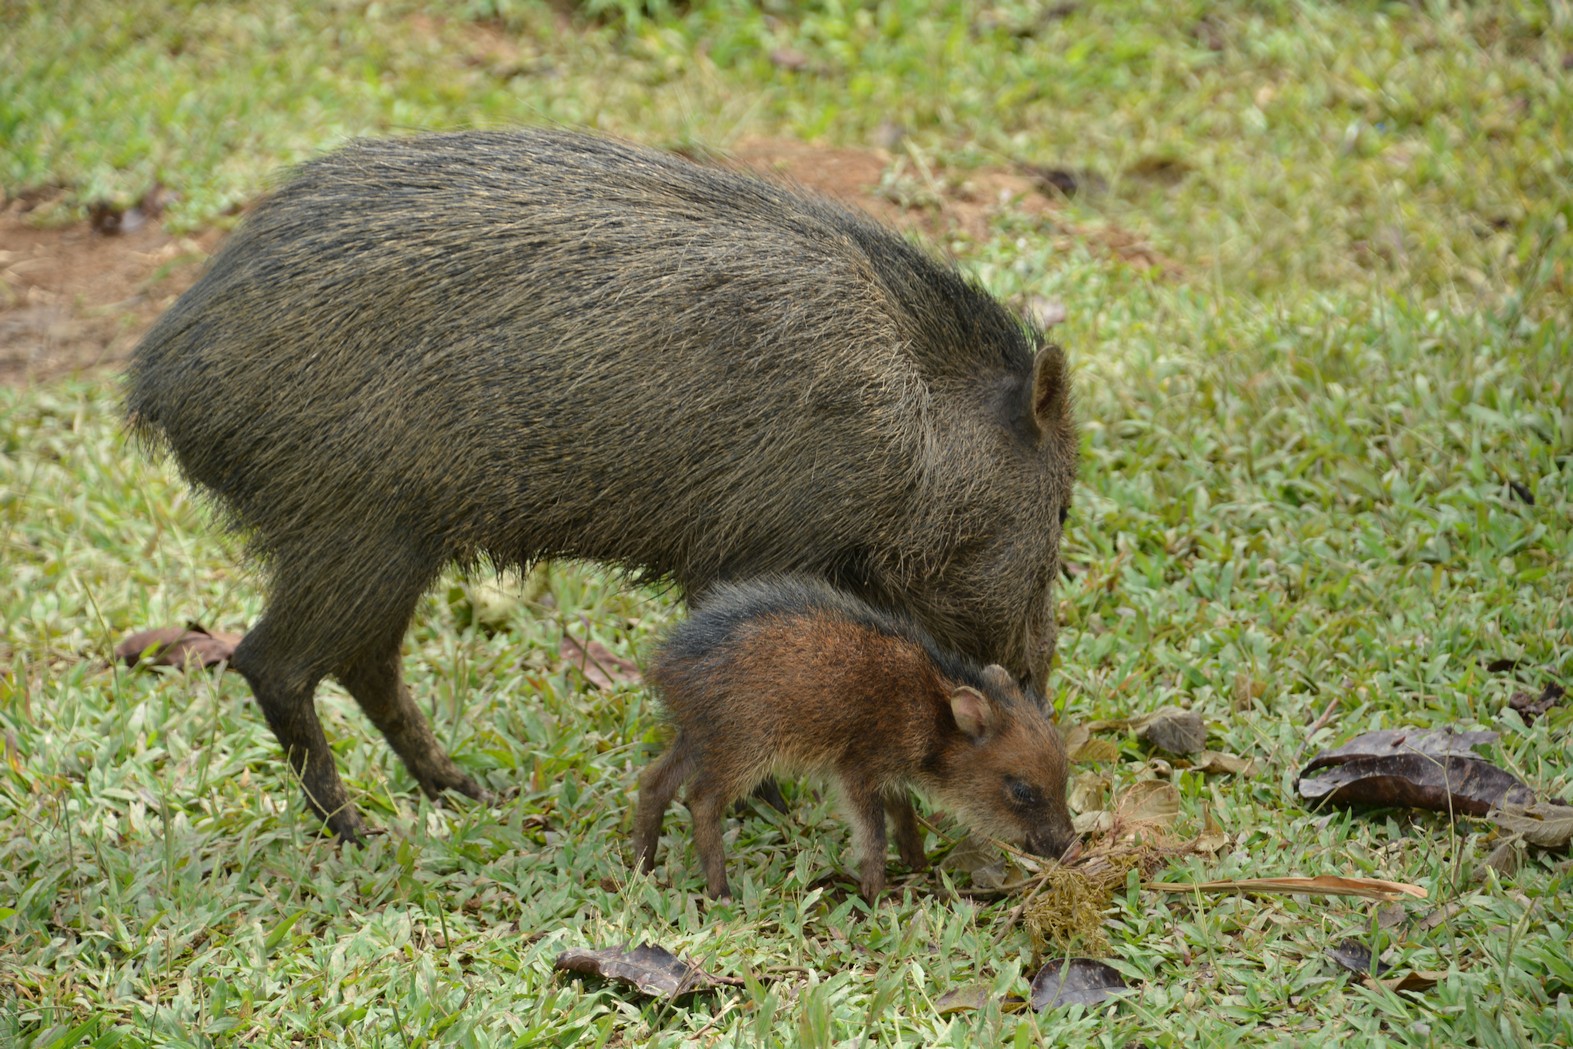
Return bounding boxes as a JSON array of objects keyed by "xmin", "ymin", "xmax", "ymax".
[{"xmin": 631, "ymin": 577, "xmax": 1076, "ymax": 901}]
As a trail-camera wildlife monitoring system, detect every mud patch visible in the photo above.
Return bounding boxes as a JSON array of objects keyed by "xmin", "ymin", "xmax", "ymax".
[{"xmin": 0, "ymin": 201, "xmax": 220, "ymax": 385}]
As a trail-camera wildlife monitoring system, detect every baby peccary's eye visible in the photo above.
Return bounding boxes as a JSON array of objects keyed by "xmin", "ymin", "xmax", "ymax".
[{"xmin": 1007, "ymin": 777, "xmax": 1039, "ymax": 808}]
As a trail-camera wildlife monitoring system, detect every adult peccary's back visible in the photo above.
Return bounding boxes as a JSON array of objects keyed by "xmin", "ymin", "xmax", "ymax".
[{"xmin": 126, "ymin": 129, "xmax": 1077, "ymax": 841}]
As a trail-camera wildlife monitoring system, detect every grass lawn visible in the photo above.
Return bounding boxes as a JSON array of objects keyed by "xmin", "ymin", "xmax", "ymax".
[{"xmin": 2, "ymin": 1, "xmax": 1570, "ymax": 1045}]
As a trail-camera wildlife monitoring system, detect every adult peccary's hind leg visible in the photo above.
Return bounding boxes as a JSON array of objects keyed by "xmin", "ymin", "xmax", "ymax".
[
  {"xmin": 231, "ymin": 533, "xmax": 457, "ymax": 841},
  {"xmin": 337, "ymin": 632, "xmax": 488, "ymax": 806},
  {"xmin": 231, "ymin": 618, "xmax": 365, "ymax": 842}
]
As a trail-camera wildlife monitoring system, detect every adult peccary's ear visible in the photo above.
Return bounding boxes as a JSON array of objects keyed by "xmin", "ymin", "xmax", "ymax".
[
  {"xmin": 1030, "ymin": 343, "xmax": 1070, "ymax": 436},
  {"xmin": 980, "ymin": 663, "xmax": 1018, "ymax": 694},
  {"xmin": 949, "ymin": 685, "xmax": 999, "ymax": 741}
]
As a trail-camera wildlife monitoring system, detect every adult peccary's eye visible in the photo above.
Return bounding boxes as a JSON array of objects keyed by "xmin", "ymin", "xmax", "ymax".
[{"xmin": 1058, "ymin": 506, "xmax": 1069, "ymax": 526}]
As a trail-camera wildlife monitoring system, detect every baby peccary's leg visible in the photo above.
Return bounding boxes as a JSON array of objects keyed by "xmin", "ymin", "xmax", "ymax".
[
  {"xmin": 840, "ymin": 779, "xmax": 890, "ymax": 900},
  {"xmin": 632, "ymin": 738, "xmax": 696, "ymax": 874},
  {"xmin": 884, "ymin": 791, "xmax": 926, "ymax": 870},
  {"xmin": 686, "ymin": 773, "xmax": 734, "ymax": 899}
]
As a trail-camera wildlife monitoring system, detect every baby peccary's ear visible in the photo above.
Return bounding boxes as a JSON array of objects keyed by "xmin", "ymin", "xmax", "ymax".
[{"xmin": 949, "ymin": 686, "xmax": 999, "ymax": 742}]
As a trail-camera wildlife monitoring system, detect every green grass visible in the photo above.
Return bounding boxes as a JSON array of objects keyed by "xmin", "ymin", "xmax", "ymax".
[{"xmin": 3, "ymin": 1, "xmax": 1571, "ymax": 1046}]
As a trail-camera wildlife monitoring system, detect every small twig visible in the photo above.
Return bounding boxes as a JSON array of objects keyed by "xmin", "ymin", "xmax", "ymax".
[
  {"xmin": 991, "ymin": 867, "xmax": 1057, "ymax": 946},
  {"xmin": 688, "ymin": 997, "xmax": 739, "ymax": 1041},
  {"xmin": 1295, "ymin": 697, "xmax": 1342, "ymax": 761}
]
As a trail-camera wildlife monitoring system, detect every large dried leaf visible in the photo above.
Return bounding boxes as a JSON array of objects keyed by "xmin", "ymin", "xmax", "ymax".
[
  {"xmin": 1062, "ymin": 724, "xmax": 1119, "ymax": 764},
  {"xmin": 1303, "ymin": 728, "xmax": 1499, "ymax": 765},
  {"xmin": 559, "ymin": 634, "xmax": 643, "ymax": 691},
  {"xmin": 553, "ymin": 944, "xmax": 741, "ymax": 999},
  {"xmin": 1297, "ymin": 728, "xmax": 1535, "ymax": 817},
  {"xmin": 1146, "ymin": 875, "xmax": 1427, "ymax": 902},
  {"xmin": 1114, "ymin": 780, "xmax": 1180, "ymax": 829},
  {"xmin": 1028, "ymin": 958, "xmax": 1129, "ymax": 1011},
  {"xmin": 933, "ymin": 985, "xmax": 1026, "ymax": 1015},
  {"xmin": 1377, "ymin": 970, "xmax": 1444, "ymax": 995},
  {"xmin": 114, "ymin": 623, "xmax": 242, "ymax": 671},
  {"xmin": 1191, "ymin": 806, "xmax": 1228, "ymax": 855},
  {"xmin": 1490, "ymin": 801, "xmax": 1573, "ymax": 849},
  {"xmin": 1136, "ymin": 707, "xmax": 1207, "ymax": 755}
]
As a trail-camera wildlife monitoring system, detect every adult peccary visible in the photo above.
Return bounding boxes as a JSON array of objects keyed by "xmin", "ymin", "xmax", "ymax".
[
  {"xmin": 632, "ymin": 576, "xmax": 1076, "ymax": 900},
  {"xmin": 125, "ymin": 129, "xmax": 1078, "ymax": 842}
]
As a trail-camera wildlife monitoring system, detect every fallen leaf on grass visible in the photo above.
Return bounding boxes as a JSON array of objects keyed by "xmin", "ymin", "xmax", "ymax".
[
  {"xmin": 114, "ymin": 623, "xmax": 242, "ymax": 670},
  {"xmin": 1028, "ymin": 958, "xmax": 1129, "ymax": 1010},
  {"xmin": 1490, "ymin": 801, "xmax": 1573, "ymax": 849},
  {"xmin": 1114, "ymin": 779, "xmax": 1181, "ymax": 830},
  {"xmin": 1191, "ymin": 805, "xmax": 1229, "ymax": 855},
  {"xmin": 559, "ymin": 634, "xmax": 642, "ymax": 691},
  {"xmin": 1187, "ymin": 750, "xmax": 1257, "ymax": 777},
  {"xmin": 1326, "ymin": 941, "xmax": 1443, "ymax": 995},
  {"xmin": 1327, "ymin": 938, "xmax": 1386, "ymax": 976},
  {"xmin": 1296, "ymin": 728, "xmax": 1536, "ymax": 816},
  {"xmin": 1146, "ymin": 875, "xmax": 1427, "ymax": 902},
  {"xmin": 1062, "ymin": 724, "xmax": 1119, "ymax": 764},
  {"xmin": 553, "ymin": 944, "xmax": 742, "ymax": 1000},
  {"xmin": 933, "ymin": 985, "xmax": 1027, "ymax": 1015},
  {"xmin": 1136, "ymin": 707, "xmax": 1207, "ymax": 755},
  {"xmin": 1508, "ymin": 683, "xmax": 1565, "ymax": 725},
  {"xmin": 1070, "ymin": 779, "xmax": 1179, "ymax": 842},
  {"xmin": 939, "ymin": 833, "xmax": 1024, "ymax": 891},
  {"xmin": 1376, "ymin": 970, "xmax": 1444, "ymax": 994}
]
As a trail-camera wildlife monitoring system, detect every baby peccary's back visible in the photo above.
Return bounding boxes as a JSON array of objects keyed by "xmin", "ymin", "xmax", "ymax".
[{"xmin": 631, "ymin": 577, "xmax": 1075, "ymax": 900}]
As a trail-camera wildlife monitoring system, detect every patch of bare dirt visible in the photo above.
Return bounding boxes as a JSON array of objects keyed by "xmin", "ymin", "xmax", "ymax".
[
  {"xmin": 0, "ymin": 139, "xmax": 1171, "ymax": 388},
  {"xmin": 0, "ymin": 200, "xmax": 220, "ymax": 386}
]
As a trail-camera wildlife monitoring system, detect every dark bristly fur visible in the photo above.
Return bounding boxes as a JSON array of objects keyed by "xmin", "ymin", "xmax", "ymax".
[
  {"xmin": 124, "ymin": 129, "xmax": 1078, "ymax": 841},
  {"xmin": 633, "ymin": 576, "xmax": 1075, "ymax": 900}
]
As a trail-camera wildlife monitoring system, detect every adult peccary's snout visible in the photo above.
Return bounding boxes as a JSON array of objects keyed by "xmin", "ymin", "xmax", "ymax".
[{"xmin": 125, "ymin": 129, "xmax": 1078, "ymax": 841}]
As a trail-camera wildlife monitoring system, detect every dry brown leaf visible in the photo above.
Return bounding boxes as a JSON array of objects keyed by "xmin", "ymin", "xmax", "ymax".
[
  {"xmin": 553, "ymin": 943, "xmax": 742, "ymax": 999},
  {"xmin": 1137, "ymin": 707, "xmax": 1207, "ymax": 755},
  {"xmin": 1191, "ymin": 805, "xmax": 1228, "ymax": 855},
  {"xmin": 1297, "ymin": 728, "xmax": 1536, "ymax": 816},
  {"xmin": 1029, "ymin": 958, "xmax": 1130, "ymax": 1011},
  {"xmin": 934, "ymin": 984, "xmax": 1027, "ymax": 1015},
  {"xmin": 114, "ymin": 623, "xmax": 242, "ymax": 671},
  {"xmin": 559, "ymin": 634, "xmax": 642, "ymax": 691},
  {"xmin": 1073, "ymin": 810, "xmax": 1113, "ymax": 836},
  {"xmin": 1508, "ymin": 683, "xmax": 1564, "ymax": 725},
  {"xmin": 1145, "ymin": 875, "xmax": 1427, "ymax": 902},
  {"xmin": 1063, "ymin": 724, "xmax": 1119, "ymax": 764},
  {"xmin": 1115, "ymin": 780, "xmax": 1181, "ymax": 829},
  {"xmin": 1068, "ymin": 771, "xmax": 1110, "ymax": 814},
  {"xmin": 1490, "ymin": 801, "xmax": 1573, "ymax": 849},
  {"xmin": 938, "ymin": 833, "xmax": 1023, "ymax": 890},
  {"xmin": 1188, "ymin": 750, "xmax": 1257, "ymax": 777},
  {"xmin": 1375, "ymin": 970, "xmax": 1444, "ymax": 994}
]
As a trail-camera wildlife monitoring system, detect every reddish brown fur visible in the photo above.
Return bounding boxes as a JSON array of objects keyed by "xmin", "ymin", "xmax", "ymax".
[{"xmin": 632, "ymin": 577, "xmax": 1075, "ymax": 899}]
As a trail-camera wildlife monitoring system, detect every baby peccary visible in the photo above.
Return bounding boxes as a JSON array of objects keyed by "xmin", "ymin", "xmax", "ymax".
[{"xmin": 632, "ymin": 578, "xmax": 1076, "ymax": 900}]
